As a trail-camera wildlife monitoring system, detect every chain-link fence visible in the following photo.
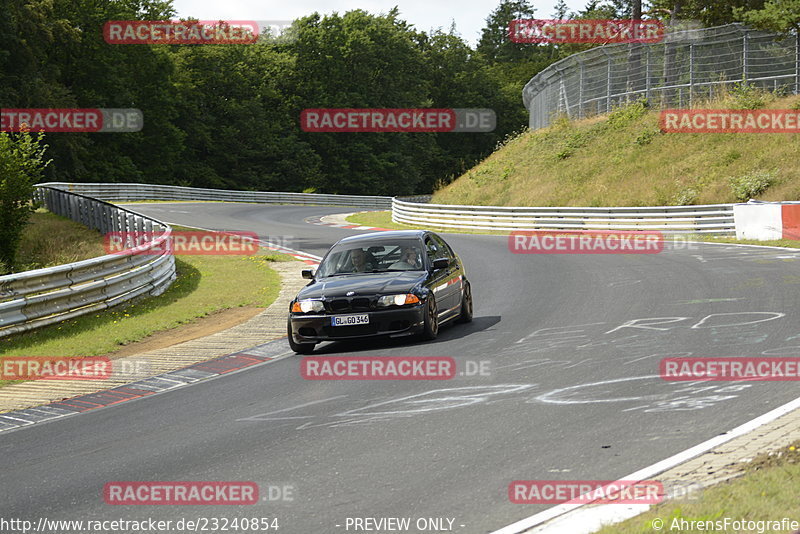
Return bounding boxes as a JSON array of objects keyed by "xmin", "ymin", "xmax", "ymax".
[{"xmin": 523, "ymin": 23, "xmax": 800, "ymax": 130}]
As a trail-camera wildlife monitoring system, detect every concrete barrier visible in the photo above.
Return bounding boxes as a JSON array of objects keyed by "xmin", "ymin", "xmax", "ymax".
[{"xmin": 733, "ymin": 201, "xmax": 800, "ymax": 240}]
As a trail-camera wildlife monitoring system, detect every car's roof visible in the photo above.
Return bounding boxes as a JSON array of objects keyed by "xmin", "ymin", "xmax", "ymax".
[{"xmin": 336, "ymin": 230, "xmax": 428, "ymax": 244}]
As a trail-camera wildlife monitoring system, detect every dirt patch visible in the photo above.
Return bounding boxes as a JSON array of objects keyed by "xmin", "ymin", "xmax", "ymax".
[
  {"xmin": 745, "ymin": 439, "xmax": 800, "ymax": 473},
  {"xmin": 104, "ymin": 306, "xmax": 265, "ymax": 359}
]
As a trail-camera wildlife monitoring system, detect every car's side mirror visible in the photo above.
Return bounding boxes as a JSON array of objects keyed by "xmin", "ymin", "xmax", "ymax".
[
  {"xmin": 301, "ymin": 269, "xmax": 315, "ymax": 279},
  {"xmin": 432, "ymin": 258, "xmax": 450, "ymax": 270}
]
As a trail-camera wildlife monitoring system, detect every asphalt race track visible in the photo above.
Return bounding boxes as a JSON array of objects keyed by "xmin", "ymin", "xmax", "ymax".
[{"xmin": 4, "ymin": 202, "xmax": 800, "ymax": 533}]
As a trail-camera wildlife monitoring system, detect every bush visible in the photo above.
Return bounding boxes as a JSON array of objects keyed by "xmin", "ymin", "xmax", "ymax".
[
  {"xmin": 729, "ymin": 170, "xmax": 776, "ymax": 201},
  {"xmin": 0, "ymin": 131, "xmax": 51, "ymax": 273},
  {"xmin": 635, "ymin": 128, "xmax": 659, "ymax": 146},
  {"xmin": 607, "ymin": 98, "xmax": 649, "ymax": 129},
  {"xmin": 674, "ymin": 188, "xmax": 699, "ymax": 205},
  {"xmin": 727, "ymin": 81, "xmax": 769, "ymax": 110}
]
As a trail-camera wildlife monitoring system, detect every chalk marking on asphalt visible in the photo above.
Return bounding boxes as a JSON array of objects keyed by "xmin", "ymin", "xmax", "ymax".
[
  {"xmin": 690, "ymin": 311, "xmax": 785, "ymax": 329},
  {"xmin": 515, "ymin": 323, "xmax": 606, "ymax": 344},
  {"xmin": 236, "ymin": 395, "xmax": 349, "ymax": 422}
]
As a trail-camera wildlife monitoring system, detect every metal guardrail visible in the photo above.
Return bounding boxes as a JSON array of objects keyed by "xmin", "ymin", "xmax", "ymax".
[
  {"xmin": 392, "ymin": 198, "xmax": 735, "ymax": 234},
  {"xmin": 40, "ymin": 182, "xmax": 394, "ymax": 209},
  {"xmin": 523, "ymin": 23, "xmax": 799, "ymax": 130},
  {"xmin": 0, "ymin": 187, "xmax": 176, "ymax": 338}
]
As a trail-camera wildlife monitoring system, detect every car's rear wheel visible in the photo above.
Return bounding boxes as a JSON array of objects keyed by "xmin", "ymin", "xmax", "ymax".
[
  {"xmin": 287, "ymin": 319, "xmax": 315, "ymax": 354},
  {"xmin": 457, "ymin": 281, "xmax": 473, "ymax": 323},
  {"xmin": 420, "ymin": 295, "xmax": 439, "ymax": 340}
]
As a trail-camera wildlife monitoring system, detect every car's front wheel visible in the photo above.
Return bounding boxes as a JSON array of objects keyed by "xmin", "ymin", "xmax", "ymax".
[
  {"xmin": 420, "ymin": 295, "xmax": 439, "ymax": 340},
  {"xmin": 287, "ymin": 319, "xmax": 315, "ymax": 354}
]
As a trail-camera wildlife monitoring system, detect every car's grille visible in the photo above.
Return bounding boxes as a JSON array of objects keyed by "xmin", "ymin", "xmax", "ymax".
[
  {"xmin": 327, "ymin": 297, "xmax": 374, "ymax": 313},
  {"xmin": 329, "ymin": 299, "xmax": 350, "ymax": 312},
  {"xmin": 351, "ymin": 297, "xmax": 371, "ymax": 311}
]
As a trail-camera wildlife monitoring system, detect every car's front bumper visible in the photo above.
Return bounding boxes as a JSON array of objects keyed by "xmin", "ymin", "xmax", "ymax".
[{"xmin": 289, "ymin": 305, "xmax": 425, "ymax": 343}]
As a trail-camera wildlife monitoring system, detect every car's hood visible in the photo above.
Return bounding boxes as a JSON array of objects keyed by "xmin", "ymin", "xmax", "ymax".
[{"xmin": 298, "ymin": 271, "xmax": 427, "ymax": 299}]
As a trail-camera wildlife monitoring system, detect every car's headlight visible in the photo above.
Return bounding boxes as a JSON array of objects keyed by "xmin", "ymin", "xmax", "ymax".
[
  {"xmin": 377, "ymin": 293, "xmax": 420, "ymax": 307},
  {"xmin": 292, "ymin": 299, "xmax": 325, "ymax": 313}
]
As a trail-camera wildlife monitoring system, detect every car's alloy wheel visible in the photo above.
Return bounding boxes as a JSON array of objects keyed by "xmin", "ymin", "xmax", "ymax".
[
  {"xmin": 457, "ymin": 281, "xmax": 473, "ymax": 323},
  {"xmin": 421, "ymin": 295, "xmax": 438, "ymax": 340},
  {"xmin": 287, "ymin": 319, "xmax": 315, "ymax": 354}
]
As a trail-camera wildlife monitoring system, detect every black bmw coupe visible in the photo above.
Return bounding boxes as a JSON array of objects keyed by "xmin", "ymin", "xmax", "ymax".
[{"xmin": 287, "ymin": 230, "xmax": 472, "ymax": 353}]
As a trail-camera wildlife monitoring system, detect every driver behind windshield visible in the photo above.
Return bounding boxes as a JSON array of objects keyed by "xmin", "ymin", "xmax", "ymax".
[{"xmin": 349, "ymin": 248, "xmax": 377, "ymax": 272}]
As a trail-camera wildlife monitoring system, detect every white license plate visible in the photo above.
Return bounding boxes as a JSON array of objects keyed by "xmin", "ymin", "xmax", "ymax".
[{"xmin": 332, "ymin": 314, "xmax": 370, "ymax": 326}]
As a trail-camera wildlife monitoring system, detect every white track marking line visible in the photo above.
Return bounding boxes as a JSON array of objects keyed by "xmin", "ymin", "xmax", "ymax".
[{"xmin": 489, "ymin": 392, "xmax": 800, "ymax": 534}]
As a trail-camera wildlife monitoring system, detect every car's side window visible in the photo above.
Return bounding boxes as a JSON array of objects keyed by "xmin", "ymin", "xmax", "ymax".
[
  {"xmin": 425, "ymin": 238, "xmax": 439, "ymax": 265},
  {"xmin": 432, "ymin": 235, "xmax": 454, "ymax": 260}
]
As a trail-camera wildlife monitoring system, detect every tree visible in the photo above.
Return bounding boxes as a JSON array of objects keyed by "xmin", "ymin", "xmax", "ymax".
[
  {"xmin": 0, "ymin": 130, "xmax": 51, "ymax": 272},
  {"xmin": 287, "ymin": 10, "xmax": 436, "ymax": 195},
  {"xmin": 419, "ymin": 28, "xmax": 524, "ymax": 191},
  {"xmin": 650, "ymin": 0, "xmax": 767, "ymax": 27},
  {"xmin": 477, "ymin": 0, "xmax": 537, "ymax": 64},
  {"xmin": 552, "ymin": 0, "xmax": 570, "ymax": 19},
  {"xmin": 735, "ymin": 0, "xmax": 800, "ymax": 33}
]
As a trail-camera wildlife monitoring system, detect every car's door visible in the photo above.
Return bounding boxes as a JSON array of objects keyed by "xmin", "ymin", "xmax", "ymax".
[
  {"xmin": 425, "ymin": 235, "xmax": 458, "ymax": 315},
  {"xmin": 431, "ymin": 234, "xmax": 463, "ymax": 316}
]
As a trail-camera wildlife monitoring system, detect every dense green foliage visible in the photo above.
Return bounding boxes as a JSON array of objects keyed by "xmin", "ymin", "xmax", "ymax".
[
  {"xmin": 0, "ymin": 0, "xmax": 538, "ymax": 195},
  {"xmin": 0, "ymin": 0, "xmax": 789, "ymax": 196},
  {"xmin": 0, "ymin": 130, "xmax": 50, "ymax": 271}
]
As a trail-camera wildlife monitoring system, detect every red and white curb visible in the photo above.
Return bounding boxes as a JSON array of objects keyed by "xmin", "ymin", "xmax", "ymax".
[{"xmin": 0, "ymin": 340, "xmax": 293, "ymax": 434}]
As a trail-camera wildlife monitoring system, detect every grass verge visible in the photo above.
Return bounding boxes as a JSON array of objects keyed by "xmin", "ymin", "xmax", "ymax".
[
  {"xmin": 345, "ymin": 211, "xmax": 513, "ymax": 235},
  {"xmin": 433, "ymin": 91, "xmax": 800, "ymax": 208},
  {"xmin": 597, "ymin": 440, "xmax": 800, "ymax": 533},
  {"xmin": 696, "ymin": 236, "xmax": 800, "ymax": 249},
  {"xmin": 10, "ymin": 210, "xmax": 107, "ymax": 272},
  {"xmin": 0, "ymin": 223, "xmax": 292, "ymax": 387}
]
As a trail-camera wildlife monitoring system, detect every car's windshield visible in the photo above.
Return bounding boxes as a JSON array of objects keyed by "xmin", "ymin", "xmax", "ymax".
[{"xmin": 315, "ymin": 240, "xmax": 425, "ymax": 278}]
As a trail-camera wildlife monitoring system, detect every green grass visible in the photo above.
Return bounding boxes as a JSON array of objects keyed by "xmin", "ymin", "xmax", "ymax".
[
  {"xmin": 433, "ymin": 91, "xmax": 800, "ymax": 208},
  {"xmin": 0, "ymin": 222, "xmax": 292, "ymax": 387},
  {"xmin": 9, "ymin": 210, "xmax": 107, "ymax": 273},
  {"xmin": 345, "ymin": 210, "xmax": 515, "ymax": 235},
  {"xmin": 597, "ymin": 441, "xmax": 800, "ymax": 533},
  {"xmin": 346, "ymin": 210, "xmax": 398, "ymax": 229},
  {"xmin": 697, "ymin": 236, "xmax": 800, "ymax": 249}
]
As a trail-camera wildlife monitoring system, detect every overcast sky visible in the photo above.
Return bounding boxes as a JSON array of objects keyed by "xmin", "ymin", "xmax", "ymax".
[{"xmin": 171, "ymin": 0, "xmax": 587, "ymax": 46}]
